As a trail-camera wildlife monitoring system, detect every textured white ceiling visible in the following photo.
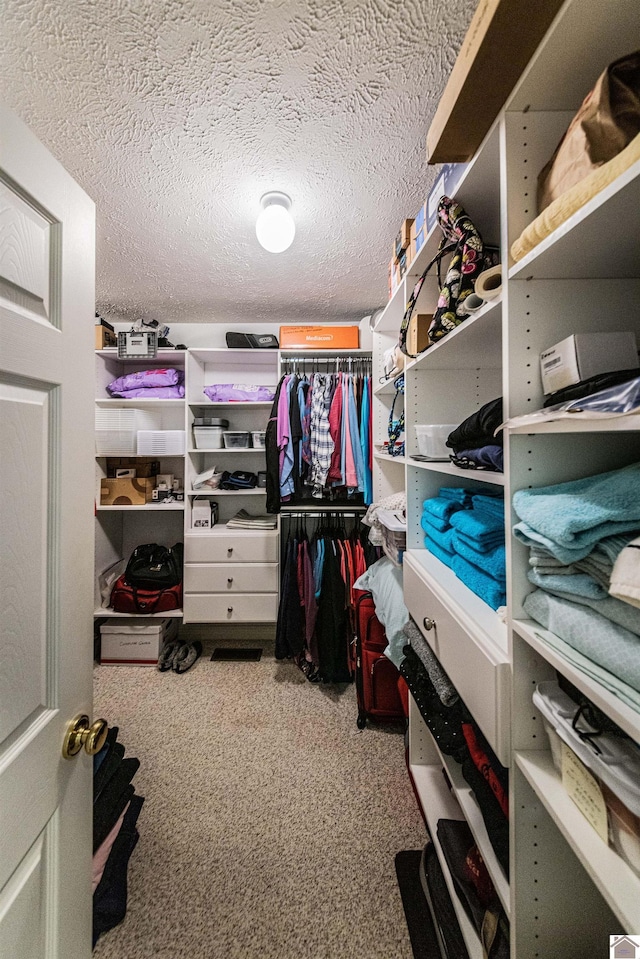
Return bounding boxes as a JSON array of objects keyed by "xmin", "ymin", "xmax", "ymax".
[{"xmin": 1, "ymin": 0, "xmax": 478, "ymax": 325}]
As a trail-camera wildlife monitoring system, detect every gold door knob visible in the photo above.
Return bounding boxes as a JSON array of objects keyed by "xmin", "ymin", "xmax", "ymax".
[{"xmin": 62, "ymin": 714, "xmax": 109, "ymax": 760}]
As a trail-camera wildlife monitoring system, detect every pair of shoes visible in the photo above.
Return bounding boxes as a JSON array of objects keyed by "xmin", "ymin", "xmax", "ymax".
[
  {"xmin": 173, "ymin": 641, "xmax": 203, "ymax": 674},
  {"xmin": 157, "ymin": 639, "xmax": 184, "ymax": 672}
]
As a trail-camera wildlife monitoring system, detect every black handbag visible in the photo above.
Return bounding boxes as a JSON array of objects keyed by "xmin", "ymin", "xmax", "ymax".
[{"xmin": 124, "ymin": 543, "xmax": 183, "ymax": 590}]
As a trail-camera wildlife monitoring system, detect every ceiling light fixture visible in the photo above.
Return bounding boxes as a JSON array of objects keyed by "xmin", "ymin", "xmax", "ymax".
[{"xmin": 255, "ymin": 192, "xmax": 295, "ymax": 253}]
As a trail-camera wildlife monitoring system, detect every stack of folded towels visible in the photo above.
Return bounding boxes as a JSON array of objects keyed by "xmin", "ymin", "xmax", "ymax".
[
  {"xmin": 421, "ymin": 487, "xmax": 506, "ymax": 610},
  {"xmin": 513, "ymin": 460, "xmax": 640, "ymax": 711}
]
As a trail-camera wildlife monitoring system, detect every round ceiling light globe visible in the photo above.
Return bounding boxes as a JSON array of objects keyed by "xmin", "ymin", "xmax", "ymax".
[{"xmin": 255, "ymin": 195, "xmax": 295, "ymax": 253}]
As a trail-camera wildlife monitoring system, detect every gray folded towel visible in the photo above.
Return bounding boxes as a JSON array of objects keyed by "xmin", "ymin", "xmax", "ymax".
[{"xmin": 403, "ymin": 619, "xmax": 458, "ymax": 707}]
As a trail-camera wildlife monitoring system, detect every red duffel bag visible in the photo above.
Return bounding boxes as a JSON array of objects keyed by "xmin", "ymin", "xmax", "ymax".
[{"xmin": 110, "ymin": 575, "xmax": 182, "ymax": 614}]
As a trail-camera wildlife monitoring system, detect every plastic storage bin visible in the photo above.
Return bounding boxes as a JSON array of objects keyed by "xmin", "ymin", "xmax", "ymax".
[
  {"xmin": 251, "ymin": 430, "xmax": 266, "ymax": 449},
  {"xmin": 534, "ymin": 681, "xmax": 640, "ymax": 875},
  {"xmin": 377, "ymin": 509, "xmax": 407, "ymax": 566},
  {"xmin": 100, "ymin": 617, "xmax": 178, "ymax": 665},
  {"xmin": 137, "ymin": 430, "xmax": 186, "ymax": 455},
  {"xmin": 414, "ymin": 424, "xmax": 457, "ymax": 460},
  {"xmin": 96, "ymin": 408, "xmax": 161, "ymax": 455},
  {"xmin": 193, "ymin": 417, "xmax": 228, "ymax": 450},
  {"xmin": 223, "ymin": 431, "xmax": 251, "ymax": 449}
]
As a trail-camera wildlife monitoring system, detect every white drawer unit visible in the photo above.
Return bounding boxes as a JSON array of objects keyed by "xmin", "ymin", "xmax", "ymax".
[
  {"xmin": 184, "ymin": 531, "xmax": 278, "ymax": 564},
  {"xmin": 403, "ymin": 551, "xmax": 510, "ymax": 766},
  {"xmin": 183, "ymin": 593, "xmax": 279, "ymax": 623},
  {"xmin": 183, "ymin": 563, "xmax": 278, "ymax": 594}
]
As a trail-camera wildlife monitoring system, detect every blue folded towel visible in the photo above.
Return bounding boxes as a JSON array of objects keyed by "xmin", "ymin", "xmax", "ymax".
[
  {"xmin": 426, "ymin": 525, "xmax": 455, "ymax": 555},
  {"xmin": 449, "ymin": 508, "xmax": 504, "ymax": 550},
  {"xmin": 421, "ymin": 511, "xmax": 449, "ymax": 534},
  {"xmin": 424, "ymin": 535, "xmax": 454, "ymax": 568},
  {"xmin": 513, "ymin": 461, "xmax": 640, "ymax": 562},
  {"xmin": 451, "ymin": 554, "xmax": 506, "ymax": 610},
  {"xmin": 527, "ymin": 568, "xmax": 607, "ymax": 599},
  {"xmin": 471, "ymin": 494, "xmax": 504, "ymax": 519},
  {"xmin": 437, "ymin": 488, "xmax": 473, "ymax": 504},
  {"xmin": 422, "ymin": 496, "xmax": 464, "ymax": 523},
  {"xmin": 452, "ymin": 535, "xmax": 506, "ymax": 584},
  {"xmin": 539, "ymin": 586, "xmax": 640, "ymax": 639}
]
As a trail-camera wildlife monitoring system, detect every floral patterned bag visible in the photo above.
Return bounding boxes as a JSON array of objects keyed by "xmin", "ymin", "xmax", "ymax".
[{"xmin": 398, "ymin": 196, "xmax": 486, "ymax": 355}]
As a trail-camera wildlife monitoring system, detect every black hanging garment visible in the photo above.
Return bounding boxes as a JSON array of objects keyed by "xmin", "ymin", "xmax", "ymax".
[
  {"xmin": 316, "ymin": 536, "xmax": 350, "ymax": 683},
  {"xmin": 265, "ymin": 375, "xmax": 286, "ymax": 514}
]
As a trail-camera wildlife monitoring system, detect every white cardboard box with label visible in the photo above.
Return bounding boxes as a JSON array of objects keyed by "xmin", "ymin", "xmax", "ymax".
[{"xmin": 540, "ymin": 332, "xmax": 638, "ymax": 396}]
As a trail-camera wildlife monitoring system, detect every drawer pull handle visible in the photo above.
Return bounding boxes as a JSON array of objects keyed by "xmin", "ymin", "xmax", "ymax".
[
  {"xmin": 423, "ymin": 617, "xmax": 436, "ymax": 631},
  {"xmin": 227, "ymin": 577, "xmax": 233, "ymax": 584},
  {"xmin": 227, "ymin": 607, "xmax": 233, "ymax": 614},
  {"xmin": 227, "ymin": 548, "xmax": 233, "ymax": 556}
]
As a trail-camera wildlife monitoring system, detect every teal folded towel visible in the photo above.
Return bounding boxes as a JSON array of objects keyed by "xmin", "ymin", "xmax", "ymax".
[
  {"xmin": 524, "ymin": 589, "xmax": 640, "ymax": 696},
  {"xmin": 528, "ymin": 568, "xmax": 607, "ymax": 599},
  {"xmin": 424, "ymin": 535, "xmax": 454, "ymax": 568},
  {"xmin": 451, "ymin": 554, "xmax": 506, "ymax": 610},
  {"xmin": 422, "ymin": 496, "xmax": 464, "ymax": 523},
  {"xmin": 450, "ymin": 508, "xmax": 504, "ymax": 550},
  {"xmin": 539, "ymin": 586, "xmax": 640, "ymax": 639},
  {"xmin": 471, "ymin": 494, "xmax": 504, "ymax": 520},
  {"xmin": 426, "ymin": 525, "xmax": 455, "ymax": 555},
  {"xmin": 437, "ymin": 488, "xmax": 473, "ymax": 504},
  {"xmin": 421, "ymin": 511, "xmax": 449, "ymax": 534},
  {"xmin": 513, "ymin": 461, "xmax": 640, "ymax": 562},
  {"xmin": 452, "ymin": 536, "xmax": 506, "ymax": 584}
]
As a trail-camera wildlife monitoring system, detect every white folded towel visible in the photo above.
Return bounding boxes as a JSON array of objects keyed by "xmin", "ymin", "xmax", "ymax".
[{"xmin": 610, "ymin": 535, "xmax": 640, "ymax": 608}]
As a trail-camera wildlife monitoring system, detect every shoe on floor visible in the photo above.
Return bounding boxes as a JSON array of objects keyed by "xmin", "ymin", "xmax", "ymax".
[
  {"xmin": 173, "ymin": 641, "xmax": 203, "ymax": 674},
  {"xmin": 157, "ymin": 639, "xmax": 184, "ymax": 672}
]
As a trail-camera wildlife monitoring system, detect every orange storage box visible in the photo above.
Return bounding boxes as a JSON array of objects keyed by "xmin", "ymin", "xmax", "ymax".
[{"xmin": 279, "ymin": 325, "xmax": 359, "ymax": 350}]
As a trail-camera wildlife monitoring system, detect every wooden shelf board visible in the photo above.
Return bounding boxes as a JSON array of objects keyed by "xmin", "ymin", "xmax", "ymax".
[
  {"xmin": 187, "ymin": 401, "xmax": 273, "ymax": 408},
  {"xmin": 513, "ymin": 619, "xmax": 640, "ymax": 744},
  {"xmin": 508, "ymin": 413, "xmax": 640, "ymax": 435},
  {"xmin": 374, "ymin": 450, "xmax": 407, "ymax": 465},
  {"xmin": 95, "ymin": 398, "xmax": 184, "ymax": 407},
  {"xmin": 407, "ymin": 299, "xmax": 502, "ymax": 372},
  {"xmin": 95, "ymin": 349, "xmax": 186, "ymax": 361},
  {"xmin": 409, "ymin": 763, "xmax": 483, "ymax": 959},
  {"xmin": 509, "ymin": 160, "xmax": 640, "ymax": 281},
  {"xmin": 188, "ymin": 448, "xmax": 264, "ymax": 454},
  {"xmin": 406, "ymin": 459, "xmax": 505, "ymax": 485},
  {"xmin": 516, "ymin": 749, "xmax": 640, "ymax": 930},
  {"xmin": 96, "ymin": 504, "xmax": 185, "ymax": 511},
  {"xmin": 94, "ymin": 608, "xmax": 183, "ymax": 619}
]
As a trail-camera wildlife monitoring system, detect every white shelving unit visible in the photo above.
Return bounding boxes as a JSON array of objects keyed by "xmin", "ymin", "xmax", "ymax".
[{"xmin": 370, "ymin": 0, "xmax": 640, "ymax": 953}]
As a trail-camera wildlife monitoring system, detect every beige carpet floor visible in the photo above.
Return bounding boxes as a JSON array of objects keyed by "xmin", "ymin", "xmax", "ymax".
[{"xmin": 92, "ymin": 637, "xmax": 427, "ymax": 959}]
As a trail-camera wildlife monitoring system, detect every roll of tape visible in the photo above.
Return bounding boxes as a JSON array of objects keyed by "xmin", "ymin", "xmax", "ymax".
[
  {"xmin": 464, "ymin": 293, "xmax": 485, "ymax": 313},
  {"xmin": 475, "ymin": 264, "xmax": 502, "ymax": 300}
]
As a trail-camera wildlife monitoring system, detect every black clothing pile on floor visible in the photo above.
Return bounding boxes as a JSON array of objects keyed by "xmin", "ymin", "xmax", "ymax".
[{"xmin": 93, "ymin": 726, "xmax": 143, "ymax": 948}]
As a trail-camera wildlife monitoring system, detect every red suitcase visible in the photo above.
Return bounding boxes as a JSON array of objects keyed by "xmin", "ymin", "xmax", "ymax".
[{"xmin": 354, "ymin": 590, "xmax": 404, "ymax": 728}]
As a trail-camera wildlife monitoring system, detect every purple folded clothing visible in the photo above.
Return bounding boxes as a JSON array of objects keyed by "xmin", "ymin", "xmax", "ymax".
[
  {"xmin": 113, "ymin": 385, "xmax": 185, "ymax": 399},
  {"xmin": 204, "ymin": 384, "xmax": 276, "ymax": 402},
  {"xmin": 107, "ymin": 368, "xmax": 183, "ymax": 395}
]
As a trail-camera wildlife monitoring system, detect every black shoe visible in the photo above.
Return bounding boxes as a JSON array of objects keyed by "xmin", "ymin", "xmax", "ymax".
[{"xmin": 173, "ymin": 641, "xmax": 203, "ymax": 674}]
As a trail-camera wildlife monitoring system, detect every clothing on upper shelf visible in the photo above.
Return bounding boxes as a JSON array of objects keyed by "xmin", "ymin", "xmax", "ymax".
[{"xmin": 266, "ymin": 369, "xmax": 373, "ymax": 513}]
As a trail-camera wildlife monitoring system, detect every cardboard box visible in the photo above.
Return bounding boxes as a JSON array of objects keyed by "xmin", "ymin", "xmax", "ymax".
[
  {"xmin": 426, "ymin": 0, "xmax": 565, "ymax": 163},
  {"xmin": 95, "ymin": 326, "xmax": 117, "ymax": 349},
  {"xmin": 407, "ymin": 314, "xmax": 432, "ymax": 356},
  {"xmin": 100, "ymin": 477, "xmax": 155, "ymax": 505},
  {"xmin": 106, "ymin": 458, "xmax": 160, "ymax": 478},
  {"xmin": 279, "ymin": 326, "xmax": 359, "ymax": 350},
  {"xmin": 394, "ymin": 218, "xmax": 415, "ymax": 260},
  {"xmin": 540, "ymin": 332, "xmax": 638, "ymax": 396},
  {"xmin": 413, "ymin": 202, "xmax": 427, "ymax": 256},
  {"xmin": 100, "ymin": 618, "xmax": 178, "ymax": 666}
]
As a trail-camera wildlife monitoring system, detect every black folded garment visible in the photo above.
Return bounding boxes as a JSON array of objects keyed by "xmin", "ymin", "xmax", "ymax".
[
  {"xmin": 437, "ymin": 819, "xmax": 510, "ymax": 959},
  {"xmin": 94, "ymin": 741, "xmax": 125, "ymax": 801},
  {"xmin": 420, "ymin": 841, "xmax": 470, "ymax": 959},
  {"xmin": 461, "ymin": 755, "xmax": 509, "ymax": 878},
  {"xmin": 400, "ymin": 646, "xmax": 471, "ymax": 760},
  {"xmin": 93, "ymin": 758, "xmax": 140, "ymax": 852},
  {"xmin": 93, "ymin": 794, "xmax": 145, "ymax": 945},
  {"xmin": 543, "ymin": 367, "xmax": 640, "ymax": 408},
  {"xmin": 446, "ymin": 397, "xmax": 503, "ymax": 454}
]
